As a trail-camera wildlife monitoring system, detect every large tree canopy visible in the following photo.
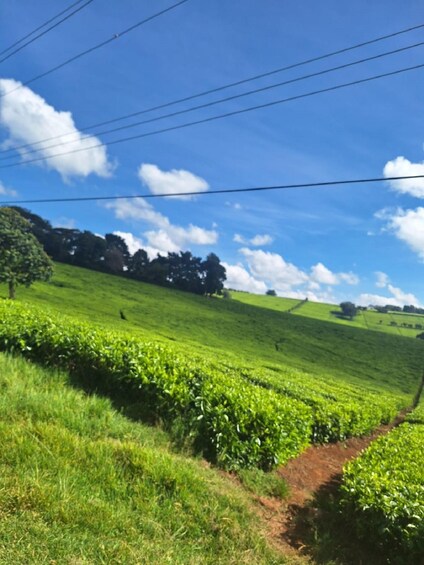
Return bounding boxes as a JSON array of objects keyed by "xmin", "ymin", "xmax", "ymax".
[{"xmin": 0, "ymin": 207, "xmax": 53, "ymax": 299}]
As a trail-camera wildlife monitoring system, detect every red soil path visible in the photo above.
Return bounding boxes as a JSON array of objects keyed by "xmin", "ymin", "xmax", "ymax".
[{"xmin": 256, "ymin": 415, "xmax": 407, "ymax": 559}]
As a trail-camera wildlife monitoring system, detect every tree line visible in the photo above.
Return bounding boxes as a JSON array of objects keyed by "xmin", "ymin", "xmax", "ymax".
[{"xmin": 5, "ymin": 207, "xmax": 227, "ymax": 297}]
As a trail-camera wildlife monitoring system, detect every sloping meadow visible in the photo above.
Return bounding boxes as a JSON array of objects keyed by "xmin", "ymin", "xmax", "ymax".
[{"xmin": 0, "ymin": 301, "xmax": 409, "ymax": 470}]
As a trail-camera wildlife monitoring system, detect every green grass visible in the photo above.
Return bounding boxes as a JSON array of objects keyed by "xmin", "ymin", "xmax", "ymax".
[
  {"xmin": 2, "ymin": 262, "xmax": 423, "ymax": 399},
  {"xmin": 0, "ymin": 353, "xmax": 288, "ymax": 564},
  {"xmin": 232, "ymin": 291, "xmax": 424, "ymax": 338}
]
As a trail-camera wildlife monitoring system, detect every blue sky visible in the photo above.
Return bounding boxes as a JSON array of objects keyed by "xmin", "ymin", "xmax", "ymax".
[{"xmin": 0, "ymin": 0, "xmax": 423, "ymax": 305}]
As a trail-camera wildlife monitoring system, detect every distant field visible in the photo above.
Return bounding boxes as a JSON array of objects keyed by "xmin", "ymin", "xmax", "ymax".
[
  {"xmin": 232, "ymin": 291, "xmax": 424, "ymax": 338},
  {"xmin": 1, "ymin": 262, "xmax": 423, "ymax": 399}
]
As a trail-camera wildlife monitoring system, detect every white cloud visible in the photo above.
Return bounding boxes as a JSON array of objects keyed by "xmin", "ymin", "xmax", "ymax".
[
  {"xmin": 222, "ymin": 262, "xmax": 267, "ymax": 294},
  {"xmin": 0, "ymin": 181, "xmax": 17, "ymax": 197},
  {"xmin": 222, "ymin": 248, "xmax": 359, "ymax": 302},
  {"xmin": 0, "ymin": 78, "xmax": 113, "ymax": 180},
  {"xmin": 310, "ymin": 262, "xmax": 338, "ymax": 285},
  {"xmin": 138, "ymin": 163, "xmax": 209, "ymax": 200},
  {"xmin": 233, "ymin": 233, "xmax": 273, "ymax": 246},
  {"xmin": 381, "ymin": 207, "xmax": 424, "ymax": 260},
  {"xmin": 106, "ymin": 197, "xmax": 218, "ymax": 255},
  {"xmin": 358, "ymin": 284, "xmax": 422, "ymax": 308},
  {"xmin": 375, "ymin": 271, "xmax": 390, "ymax": 288},
  {"xmin": 384, "ymin": 156, "xmax": 424, "ymax": 197},
  {"xmin": 250, "ymin": 234, "xmax": 273, "ymax": 246},
  {"xmin": 339, "ymin": 272, "xmax": 360, "ymax": 285},
  {"xmin": 113, "ymin": 230, "xmax": 160, "ymax": 259},
  {"xmin": 240, "ymin": 248, "xmax": 309, "ymax": 291},
  {"xmin": 310, "ymin": 262, "xmax": 359, "ymax": 286}
]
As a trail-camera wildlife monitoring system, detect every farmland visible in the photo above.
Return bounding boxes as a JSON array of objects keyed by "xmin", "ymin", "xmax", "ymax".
[
  {"xmin": 1, "ymin": 262, "xmax": 422, "ymax": 395},
  {"xmin": 232, "ymin": 290, "xmax": 424, "ymax": 338},
  {"xmin": 0, "ymin": 262, "xmax": 423, "ymax": 563},
  {"xmin": 341, "ymin": 397, "xmax": 424, "ymax": 561}
]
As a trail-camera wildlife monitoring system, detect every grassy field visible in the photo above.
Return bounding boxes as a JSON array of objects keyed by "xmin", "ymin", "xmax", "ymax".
[
  {"xmin": 232, "ymin": 291, "xmax": 424, "ymax": 338},
  {"xmin": 0, "ymin": 353, "xmax": 288, "ymax": 564},
  {"xmin": 1, "ymin": 262, "xmax": 423, "ymax": 399}
]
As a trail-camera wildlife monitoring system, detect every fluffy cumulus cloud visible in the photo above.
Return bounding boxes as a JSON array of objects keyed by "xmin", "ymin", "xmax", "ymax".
[
  {"xmin": 0, "ymin": 78, "xmax": 113, "ymax": 180},
  {"xmin": 138, "ymin": 163, "xmax": 209, "ymax": 200},
  {"xmin": 222, "ymin": 247, "xmax": 359, "ymax": 301},
  {"xmin": 358, "ymin": 269, "xmax": 421, "ymax": 307},
  {"xmin": 222, "ymin": 262, "xmax": 267, "ymax": 294},
  {"xmin": 113, "ymin": 230, "xmax": 161, "ymax": 259},
  {"xmin": 379, "ymin": 207, "xmax": 424, "ymax": 260},
  {"xmin": 106, "ymin": 197, "xmax": 218, "ymax": 255},
  {"xmin": 384, "ymin": 156, "xmax": 424, "ymax": 197},
  {"xmin": 358, "ymin": 284, "xmax": 422, "ymax": 308},
  {"xmin": 311, "ymin": 262, "xmax": 359, "ymax": 286},
  {"xmin": 240, "ymin": 248, "xmax": 309, "ymax": 290}
]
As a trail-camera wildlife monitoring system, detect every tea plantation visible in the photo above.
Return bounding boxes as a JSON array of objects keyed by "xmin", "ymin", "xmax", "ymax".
[{"xmin": 0, "ymin": 263, "xmax": 423, "ymax": 563}]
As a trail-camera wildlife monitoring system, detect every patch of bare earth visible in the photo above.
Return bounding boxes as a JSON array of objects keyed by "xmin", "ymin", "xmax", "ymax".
[{"xmin": 255, "ymin": 414, "xmax": 408, "ymax": 561}]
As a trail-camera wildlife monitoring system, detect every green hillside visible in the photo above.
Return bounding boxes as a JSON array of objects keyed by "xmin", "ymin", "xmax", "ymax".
[
  {"xmin": 0, "ymin": 353, "xmax": 285, "ymax": 564},
  {"xmin": 1, "ymin": 262, "xmax": 422, "ymax": 397},
  {"xmin": 232, "ymin": 291, "xmax": 424, "ymax": 338}
]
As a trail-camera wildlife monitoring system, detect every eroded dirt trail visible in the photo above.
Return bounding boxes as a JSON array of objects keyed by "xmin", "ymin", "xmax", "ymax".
[{"xmin": 256, "ymin": 414, "xmax": 408, "ymax": 559}]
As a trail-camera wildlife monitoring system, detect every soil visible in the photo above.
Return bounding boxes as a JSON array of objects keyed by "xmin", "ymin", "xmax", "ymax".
[{"xmin": 255, "ymin": 413, "xmax": 409, "ymax": 561}]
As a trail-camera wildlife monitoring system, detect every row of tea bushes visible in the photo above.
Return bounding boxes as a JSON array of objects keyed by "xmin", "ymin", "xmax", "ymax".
[
  {"xmin": 221, "ymin": 364, "xmax": 403, "ymax": 442},
  {"xmin": 341, "ymin": 401, "xmax": 424, "ymax": 561},
  {"xmin": 0, "ymin": 301, "xmax": 312, "ymax": 470}
]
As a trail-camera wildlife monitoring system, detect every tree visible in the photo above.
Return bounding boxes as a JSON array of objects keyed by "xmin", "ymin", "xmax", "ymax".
[
  {"xmin": 72, "ymin": 231, "xmax": 107, "ymax": 269},
  {"xmin": 128, "ymin": 249, "xmax": 150, "ymax": 280},
  {"xmin": 266, "ymin": 289, "xmax": 277, "ymax": 296},
  {"xmin": 339, "ymin": 301, "xmax": 357, "ymax": 320},
  {"xmin": 202, "ymin": 253, "xmax": 226, "ymax": 296},
  {"xmin": 0, "ymin": 207, "xmax": 53, "ymax": 299}
]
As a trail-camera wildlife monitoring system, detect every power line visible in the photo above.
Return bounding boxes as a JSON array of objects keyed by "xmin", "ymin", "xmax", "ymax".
[
  {"xmin": 1, "ymin": 60, "xmax": 423, "ymax": 171},
  {"xmin": 0, "ymin": 0, "xmax": 191, "ymax": 99},
  {"xmin": 0, "ymin": 174, "xmax": 422, "ymax": 206},
  {"xmin": 0, "ymin": 0, "xmax": 95, "ymax": 65},
  {"xmin": 3, "ymin": 39, "xmax": 424, "ymax": 162},
  {"xmin": 0, "ymin": 0, "xmax": 90, "ymax": 57},
  {"xmin": 2, "ymin": 20, "xmax": 423, "ymax": 157}
]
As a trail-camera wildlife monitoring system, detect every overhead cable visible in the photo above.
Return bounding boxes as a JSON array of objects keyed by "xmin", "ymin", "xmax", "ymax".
[
  {"xmin": 1, "ymin": 60, "xmax": 423, "ymax": 170},
  {"xmin": 1, "ymin": 174, "xmax": 423, "ymax": 205},
  {"xmin": 0, "ymin": 0, "xmax": 192, "ymax": 98},
  {"xmin": 0, "ymin": 0, "xmax": 92, "ymax": 58},
  {"xmin": 1, "ymin": 20, "xmax": 423, "ymax": 156},
  {"xmin": 2, "ymin": 39, "xmax": 423, "ymax": 161}
]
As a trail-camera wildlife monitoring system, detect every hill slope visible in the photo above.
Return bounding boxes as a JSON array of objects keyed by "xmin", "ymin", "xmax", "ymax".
[
  {"xmin": 232, "ymin": 291, "xmax": 424, "ymax": 338},
  {"xmin": 0, "ymin": 353, "xmax": 286, "ymax": 564},
  {"xmin": 2, "ymin": 262, "xmax": 422, "ymax": 397}
]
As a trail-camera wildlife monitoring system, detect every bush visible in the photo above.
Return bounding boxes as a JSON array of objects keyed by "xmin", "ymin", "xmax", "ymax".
[
  {"xmin": 0, "ymin": 301, "xmax": 313, "ymax": 470},
  {"xmin": 341, "ymin": 404, "xmax": 424, "ymax": 561}
]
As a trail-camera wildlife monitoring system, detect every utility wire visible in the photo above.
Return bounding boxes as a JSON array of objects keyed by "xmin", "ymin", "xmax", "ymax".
[
  {"xmin": 0, "ymin": 0, "xmax": 191, "ymax": 99},
  {"xmin": 1, "ymin": 60, "xmax": 423, "ymax": 171},
  {"xmin": 0, "ymin": 0, "xmax": 89, "ymax": 57},
  {"xmin": 0, "ymin": 0, "xmax": 95, "ymax": 65},
  {"xmin": 1, "ymin": 174, "xmax": 423, "ymax": 206},
  {"xmin": 3, "ymin": 39, "xmax": 424, "ymax": 161},
  {"xmin": 1, "ymin": 20, "xmax": 423, "ymax": 157}
]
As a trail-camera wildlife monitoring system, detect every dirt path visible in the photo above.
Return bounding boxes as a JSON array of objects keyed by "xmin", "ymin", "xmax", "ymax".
[{"xmin": 255, "ymin": 413, "xmax": 408, "ymax": 559}]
